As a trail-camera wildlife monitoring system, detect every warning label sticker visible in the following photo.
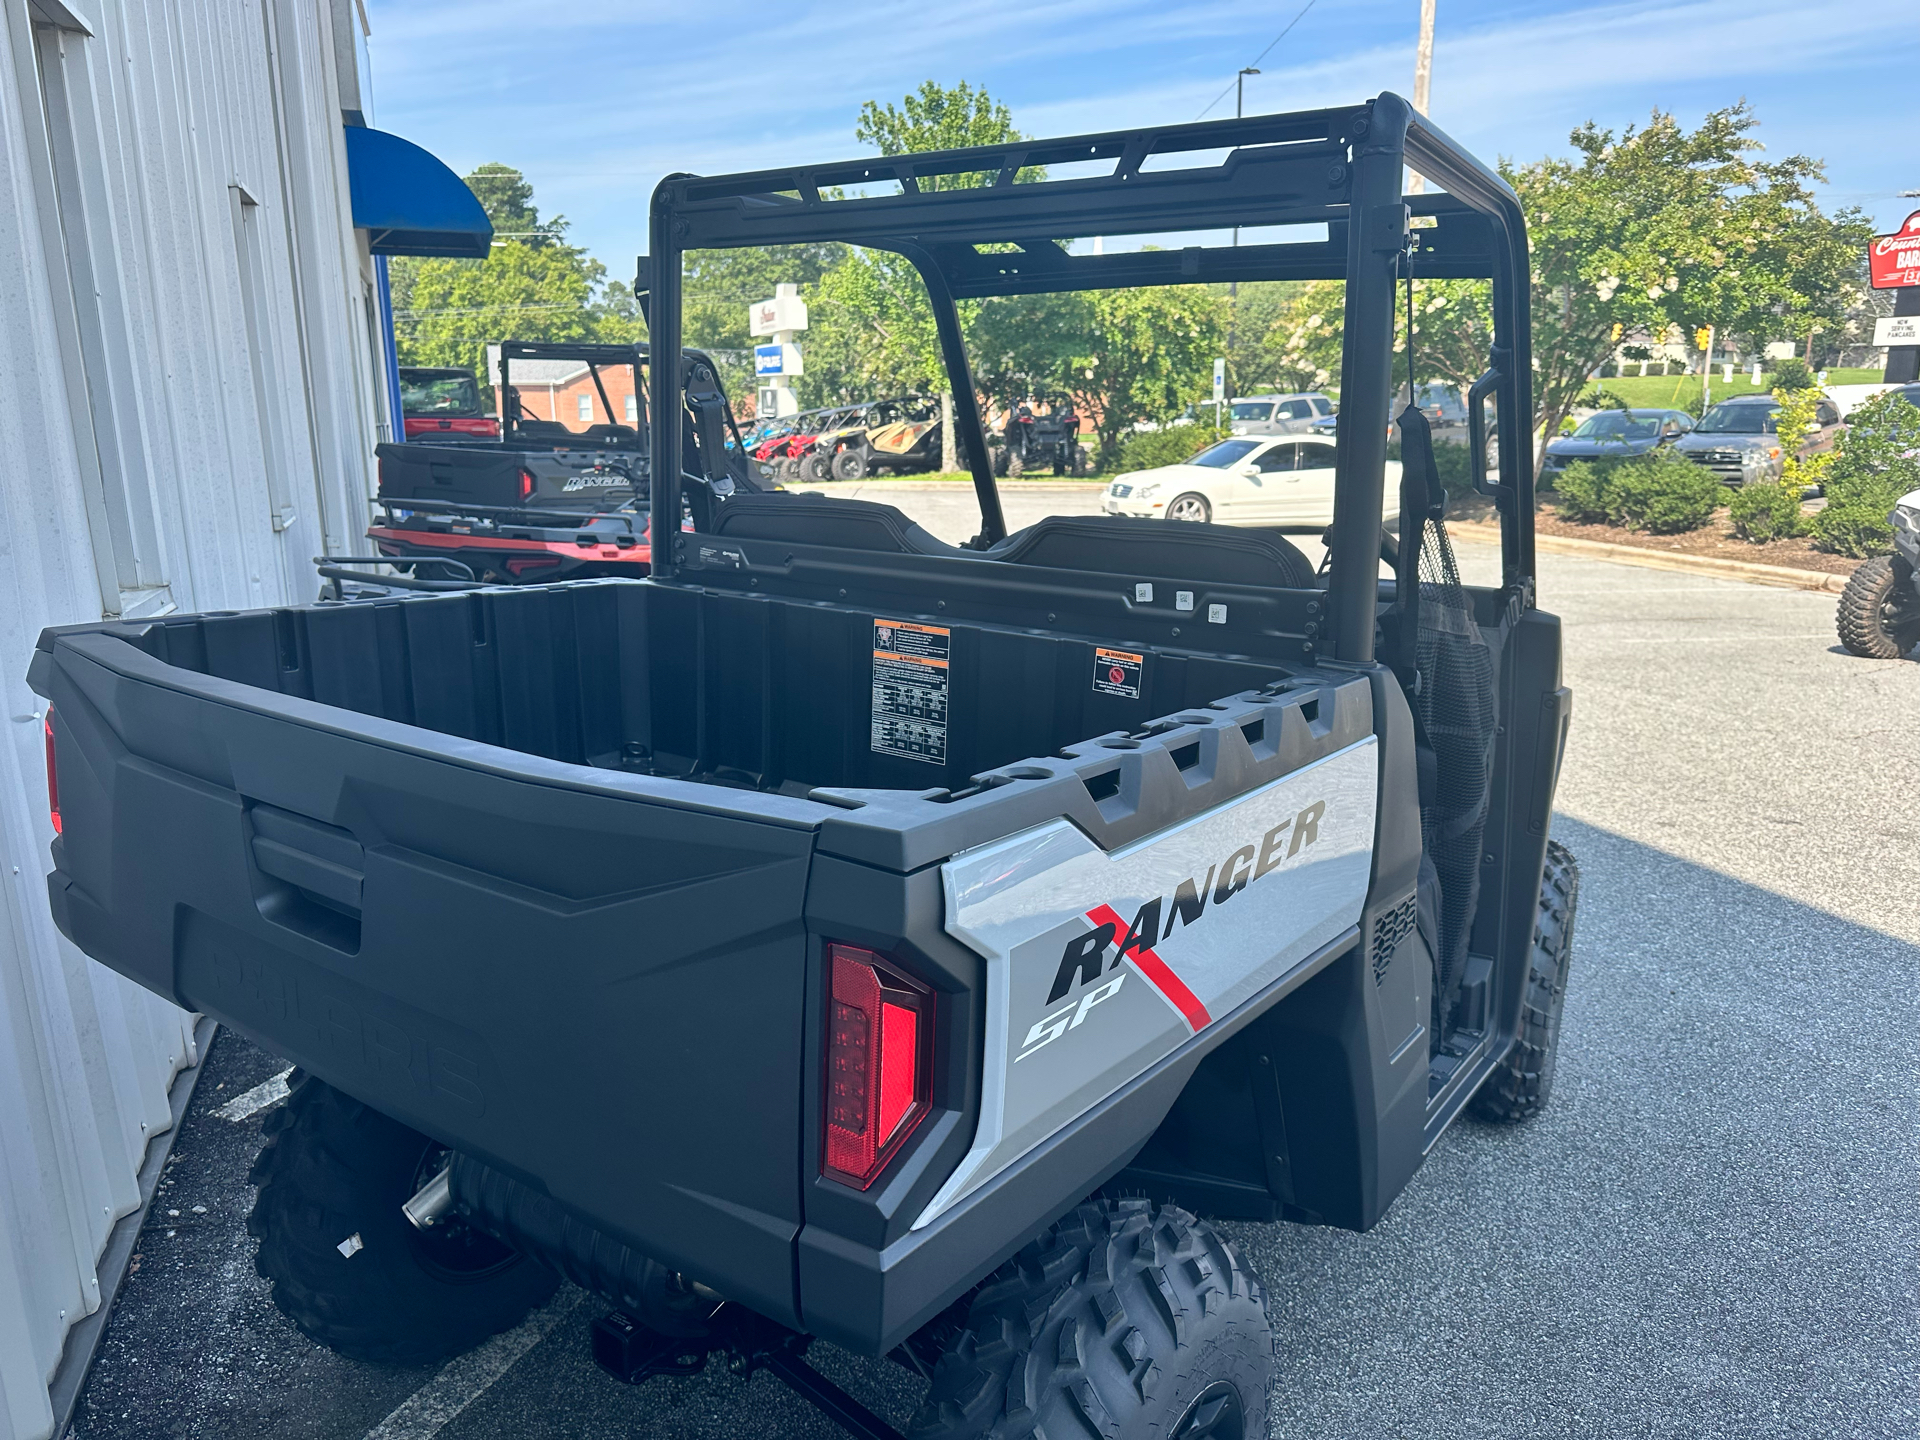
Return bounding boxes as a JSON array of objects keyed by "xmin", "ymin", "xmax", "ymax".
[
  {"xmin": 1092, "ymin": 647, "xmax": 1144, "ymax": 699},
  {"xmin": 872, "ymin": 620, "xmax": 951, "ymax": 764}
]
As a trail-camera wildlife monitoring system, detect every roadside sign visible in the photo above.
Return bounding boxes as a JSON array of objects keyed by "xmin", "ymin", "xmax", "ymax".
[
  {"xmin": 1873, "ymin": 315, "xmax": 1920, "ymax": 346},
  {"xmin": 748, "ymin": 294, "xmax": 809, "ymax": 336},
  {"xmin": 1869, "ymin": 211, "xmax": 1920, "ymax": 290},
  {"xmin": 1212, "ymin": 358, "xmax": 1225, "ymax": 402},
  {"xmin": 754, "ymin": 343, "xmax": 803, "ymax": 377}
]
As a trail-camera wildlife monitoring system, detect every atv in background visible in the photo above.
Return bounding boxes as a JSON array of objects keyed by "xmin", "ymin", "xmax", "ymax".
[
  {"xmin": 992, "ymin": 396, "xmax": 1090, "ymax": 476},
  {"xmin": 362, "ymin": 340, "xmax": 754, "ymax": 586},
  {"xmin": 752, "ymin": 407, "xmax": 842, "ymax": 484},
  {"xmin": 860, "ymin": 394, "xmax": 944, "ymax": 475},
  {"xmin": 399, "ymin": 366, "xmax": 500, "ymax": 442},
  {"xmin": 1836, "ymin": 486, "xmax": 1920, "ymax": 658}
]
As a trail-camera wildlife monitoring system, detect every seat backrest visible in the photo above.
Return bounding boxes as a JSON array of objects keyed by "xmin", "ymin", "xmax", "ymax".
[
  {"xmin": 710, "ymin": 490, "xmax": 962, "ymax": 556},
  {"xmin": 986, "ymin": 514, "xmax": 1317, "ymax": 590}
]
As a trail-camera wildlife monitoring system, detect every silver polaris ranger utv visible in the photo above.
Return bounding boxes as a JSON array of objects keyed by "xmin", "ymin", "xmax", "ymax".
[{"xmin": 30, "ymin": 92, "xmax": 1575, "ymax": 1439}]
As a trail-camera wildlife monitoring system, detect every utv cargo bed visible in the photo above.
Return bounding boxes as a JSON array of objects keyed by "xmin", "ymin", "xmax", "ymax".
[{"xmin": 31, "ymin": 526, "xmax": 1431, "ymax": 1351}]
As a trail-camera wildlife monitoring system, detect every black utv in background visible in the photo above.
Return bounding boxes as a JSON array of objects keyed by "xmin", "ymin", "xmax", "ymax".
[
  {"xmin": 33, "ymin": 94, "xmax": 1574, "ymax": 1440},
  {"xmin": 354, "ymin": 340, "xmax": 753, "ymax": 588},
  {"xmin": 993, "ymin": 396, "xmax": 1091, "ymax": 476}
]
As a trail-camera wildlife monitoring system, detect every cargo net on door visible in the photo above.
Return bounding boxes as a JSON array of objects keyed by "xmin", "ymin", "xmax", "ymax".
[{"xmin": 1413, "ymin": 516, "xmax": 1498, "ymax": 1019}]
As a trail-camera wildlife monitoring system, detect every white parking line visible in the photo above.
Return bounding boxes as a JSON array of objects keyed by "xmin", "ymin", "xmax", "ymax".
[
  {"xmin": 212, "ymin": 1068, "xmax": 293, "ymax": 1122},
  {"xmin": 1580, "ymin": 632, "xmax": 1839, "ymax": 644},
  {"xmin": 361, "ymin": 1289, "xmax": 584, "ymax": 1440}
]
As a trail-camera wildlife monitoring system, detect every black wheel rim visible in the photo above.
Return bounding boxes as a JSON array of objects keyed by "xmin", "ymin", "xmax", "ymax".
[
  {"xmin": 406, "ymin": 1146, "xmax": 522, "ymax": 1283},
  {"xmin": 1173, "ymin": 1379, "xmax": 1247, "ymax": 1440}
]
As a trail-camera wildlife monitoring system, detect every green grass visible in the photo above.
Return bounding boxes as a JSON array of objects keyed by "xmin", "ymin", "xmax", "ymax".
[{"xmin": 1584, "ymin": 367, "xmax": 1890, "ymax": 413}]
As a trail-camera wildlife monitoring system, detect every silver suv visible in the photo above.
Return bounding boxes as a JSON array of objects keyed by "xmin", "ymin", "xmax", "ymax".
[
  {"xmin": 1228, "ymin": 392, "xmax": 1334, "ymax": 436},
  {"xmin": 1672, "ymin": 392, "xmax": 1841, "ymax": 486}
]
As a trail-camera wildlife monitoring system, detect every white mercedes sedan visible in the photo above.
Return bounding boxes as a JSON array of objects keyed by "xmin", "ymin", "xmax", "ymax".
[{"xmin": 1102, "ymin": 435, "xmax": 1400, "ymax": 527}]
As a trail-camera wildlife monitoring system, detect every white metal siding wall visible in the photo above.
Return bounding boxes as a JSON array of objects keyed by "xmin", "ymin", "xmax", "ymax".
[{"xmin": 0, "ymin": 3, "xmax": 376, "ymax": 1435}]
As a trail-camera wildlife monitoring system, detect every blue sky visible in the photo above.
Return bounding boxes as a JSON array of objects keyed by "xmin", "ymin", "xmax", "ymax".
[{"xmin": 364, "ymin": 0, "xmax": 1915, "ymax": 278}]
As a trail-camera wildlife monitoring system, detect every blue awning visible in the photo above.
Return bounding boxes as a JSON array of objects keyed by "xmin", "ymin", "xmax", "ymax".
[{"xmin": 344, "ymin": 125, "xmax": 492, "ymax": 259}]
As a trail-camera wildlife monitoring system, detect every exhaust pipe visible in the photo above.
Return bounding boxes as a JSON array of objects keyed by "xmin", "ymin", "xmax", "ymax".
[{"xmin": 402, "ymin": 1164, "xmax": 454, "ymax": 1230}]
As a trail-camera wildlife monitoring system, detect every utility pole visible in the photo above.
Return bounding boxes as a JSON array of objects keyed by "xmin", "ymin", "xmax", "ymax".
[
  {"xmin": 1407, "ymin": 0, "xmax": 1436, "ymax": 193},
  {"xmin": 1229, "ymin": 67, "xmax": 1259, "ymax": 395}
]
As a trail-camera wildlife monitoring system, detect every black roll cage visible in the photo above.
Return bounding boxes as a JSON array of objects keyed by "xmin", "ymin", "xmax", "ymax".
[{"xmin": 643, "ymin": 91, "xmax": 1534, "ymax": 665}]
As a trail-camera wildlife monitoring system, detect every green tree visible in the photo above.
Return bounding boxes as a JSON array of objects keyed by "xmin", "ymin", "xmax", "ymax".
[
  {"xmin": 397, "ymin": 241, "xmax": 605, "ymax": 383},
  {"xmin": 1260, "ymin": 281, "xmax": 1347, "ymax": 395},
  {"xmin": 677, "ymin": 244, "xmax": 848, "ymax": 407},
  {"xmin": 1809, "ymin": 391, "xmax": 1920, "ymax": 557},
  {"xmin": 464, "ymin": 163, "xmax": 549, "ymax": 242},
  {"xmin": 1404, "ymin": 106, "xmax": 1872, "ymax": 478},
  {"xmin": 855, "ymin": 82, "xmax": 1037, "ymax": 187},
  {"xmin": 1065, "ymin": 285, "xmax": 1224, "ymax": 464},
  {"xmin": 390, "ymin": 164, "xmax": 614, "ymax": 388},
  {"xmin": 801, "ymin": 81, "xmax": 1040, "ymax": 464}
]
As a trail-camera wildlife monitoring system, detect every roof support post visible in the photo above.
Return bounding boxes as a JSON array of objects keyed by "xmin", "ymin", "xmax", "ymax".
[
  {"xmin": 901, "ymin": 246, "xmax": 1006, "ymax": 546},
  {"xmin": 1329, "ymin": 95, "xmax": 1411, "ymax": 664},
  {"xmin": 647, "ymin": 195, "xmax": 686, "ymax": 579}
]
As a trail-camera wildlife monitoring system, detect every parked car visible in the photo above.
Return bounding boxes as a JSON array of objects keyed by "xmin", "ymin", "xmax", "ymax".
[
  {"xmin": 1540, "ymin": 407, "xmax": 1692, "ymax": 482},
  {"xmin": 1672, "ymin": 393, "xmax": 1841, "ymax": 486},
  {"xmin": 398, "ymin": 366, "xmax": 499, "ymax": 442},
  {"xmin": 1104, "ymin": 434, "xmax": 1400, "ymax": 526},
  {"xmin": 1404, "ymin": 382, "xmax": 1467, "ymax": 429},
  {"xmin": 1227, "ymin": 392, "xmax": 1335, "ymax": 436}
]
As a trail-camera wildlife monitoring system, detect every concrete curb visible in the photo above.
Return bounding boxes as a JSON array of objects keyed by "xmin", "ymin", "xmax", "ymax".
[{"xmin": 1449, "ymin": 525, "xmax": 1853, "ymax": 593}]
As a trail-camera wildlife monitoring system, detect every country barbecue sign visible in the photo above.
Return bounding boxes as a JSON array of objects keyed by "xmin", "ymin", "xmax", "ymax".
[{"xmin": 1870, "ymin": 211, "xmax": 1920, "ymax": 290}]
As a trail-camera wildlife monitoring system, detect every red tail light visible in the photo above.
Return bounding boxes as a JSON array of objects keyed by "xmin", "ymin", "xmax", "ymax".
[
  {"xmin": 519, "ymin": 469, "xmax": 536, "ymax": 499},
  {"xmin": 824, "ymin": 944, "xmax": 932, "ymax": 1189},
  {"xmin": 44, "ymin": 709, "xmax": 60, "ymax": 835}
]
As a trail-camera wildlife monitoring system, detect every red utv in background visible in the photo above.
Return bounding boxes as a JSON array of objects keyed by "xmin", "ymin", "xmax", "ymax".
[{"xmin": 399, "ymin": 366, "xmax": 500, "ymax": 441}]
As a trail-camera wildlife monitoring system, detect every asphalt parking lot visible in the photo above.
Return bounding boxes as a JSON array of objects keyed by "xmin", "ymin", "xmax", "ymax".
[{"xmin": 69, "ymin": 503, "xmax": 1919, "ymax": 1440}]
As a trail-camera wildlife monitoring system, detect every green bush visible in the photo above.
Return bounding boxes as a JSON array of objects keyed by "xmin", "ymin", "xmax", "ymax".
[
  {"xmin": 1768, "ymin": 356, "xmax": 1815, "ymax": 392},
  {"xmin": 1549, "ymin": 452, "xmax": 1719, "ymax": 533},
  {"xmin": 1808, "ymin": 390, "xmax": 1920, "ymax": 557},
  {"xmin": 1728, "ymin": 480, "xmax": 1804, "ymax": 542},
  {"xmin": 1809, "ymin": 501, "xmax": 1901, "ymax": 558},
  {"xmin": 1116, "ymin": 424, "xmax": 1225, "ymax": 473},
  {"xmin": 1552, "ymin": 459, "xmax": 1617, "ymax": 524},
  {"xmin": 1385, "ymin": 436, "xmax": 1479, "ymax": 504},
  {"xmin": 1608, "ymin": 451, "xmax": 1721, "ymax": 533}
]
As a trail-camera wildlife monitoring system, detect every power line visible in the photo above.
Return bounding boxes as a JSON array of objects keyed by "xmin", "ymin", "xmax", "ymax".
[{"xmin": 1194, "ymin": 1, "xmax": 1318, "ymax": 121}]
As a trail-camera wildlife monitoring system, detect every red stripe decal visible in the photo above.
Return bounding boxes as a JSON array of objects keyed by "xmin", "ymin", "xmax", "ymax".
[{"xmin": 1085, "ymin": 903, "xmax": 1212, "ymax": 1032}]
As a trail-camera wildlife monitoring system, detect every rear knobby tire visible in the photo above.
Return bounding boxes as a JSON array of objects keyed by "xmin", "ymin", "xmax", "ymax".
[
  {"xmin": 247, "ymin": 1074, "xmax": 557, "ymax": 1365},
  {"xmin": 908, "ymin": 1199, "xmax": 1275, "ymax": 1440},
  {"xmin": 1006, "ymin": 450, "xmax": 1025, "ymax": 478},
  {"xmin": 1835, "ymin": 555, "xmax": 1920, "ymax": 659},
  {"xmin": 1472, "ymin": 839, "xmax": 1579, "ymax": 1123}
]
